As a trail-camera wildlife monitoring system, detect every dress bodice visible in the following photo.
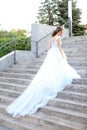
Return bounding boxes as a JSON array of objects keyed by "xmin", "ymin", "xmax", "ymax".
[{"xmin": 51, "ymin": 36, "xmax": 62, "ymax": 49}]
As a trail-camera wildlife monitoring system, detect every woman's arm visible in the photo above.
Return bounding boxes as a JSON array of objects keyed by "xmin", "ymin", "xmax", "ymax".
[{"xmin": 57, "ymin": 38, "xmax": 65, "ymax": 59}]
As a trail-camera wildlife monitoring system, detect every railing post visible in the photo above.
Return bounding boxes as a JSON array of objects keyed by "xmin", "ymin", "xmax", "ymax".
[
  {"xmin": 36, "ymin": 41, "xmax": 38, "ymax": 58},
  {"xmin": 68, "ymin": 0, "xmax": 72, "ymax": 37},
  {"xmin": 14, "ymin": 39, "xmax": 16, "ymax": 64}
]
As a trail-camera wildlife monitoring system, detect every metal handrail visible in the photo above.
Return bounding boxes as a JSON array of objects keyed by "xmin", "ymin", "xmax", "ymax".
[
  {"xmin": 31, "ymin": 31, "xmax": 53, "ymax": 43},
  {"xmin": 62, "ymin": 20, "xmax": 71, "ymax": 28},
  {"xmin": 0, "ymin": 39, "xmax": 16, "ymax": 64},
  {"xmin": 0, "ymin": 39, "xmax": 15, "ymax": 49},
  {"xmin": 34, "ymin": 21, "xmax": 70, "ymax": 57},
  {"xmin": 34, "ymin": 31, "xmax": 53, "ymax": 57},
  {"xmin": 0, "ymin": 37, "xmax": 30, "ymax": 64},
  {"xmin": 0, "ymin": 21, "xmax": 70, "ymax": 61}
]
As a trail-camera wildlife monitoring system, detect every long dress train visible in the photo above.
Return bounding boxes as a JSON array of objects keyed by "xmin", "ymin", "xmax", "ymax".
[{"xmin": 6, "ymin": 36, "xmax": 81, "ymax": 117}]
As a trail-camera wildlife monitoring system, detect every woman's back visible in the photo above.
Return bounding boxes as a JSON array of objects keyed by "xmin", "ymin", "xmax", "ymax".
[{"xmin": 51, "ymin": 36, "xmax": 61, "ymax": 48}]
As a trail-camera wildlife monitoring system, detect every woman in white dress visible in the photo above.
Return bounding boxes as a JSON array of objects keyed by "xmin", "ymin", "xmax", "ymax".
[{"xmin": 6, "ymin": 27, "xmax": 81, "ymax": 117}]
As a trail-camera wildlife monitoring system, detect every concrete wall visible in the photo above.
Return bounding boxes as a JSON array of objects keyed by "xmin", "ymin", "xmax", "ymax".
[
  {"xmin": 31, "ymin": 24, "xmax": 55, "ymax": 56},
  {"xmin": 16, "ymin": 50, "xmax": 35, "ymax": 64},
  {"xmin": 0, "ymin": 50, "xmax": 35, "ymax": 70},
  {"xmin": 31, "ymin": 23, "xmax": 69, "ymax": 56},
  {"xmin": 0, "ymin": 52, "xmax": 14, "ymax": 70}
]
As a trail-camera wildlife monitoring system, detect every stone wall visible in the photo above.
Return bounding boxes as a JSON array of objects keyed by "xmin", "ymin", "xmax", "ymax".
[{"xmin": 31, "ymin": 23, "xmax": 69, "ymax": 56}]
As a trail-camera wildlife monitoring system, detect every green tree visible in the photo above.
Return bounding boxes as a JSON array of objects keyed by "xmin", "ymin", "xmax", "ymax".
[
  {"xmin": 17, "ymin": 29, "xmax": 27, "ymax": 37},
  {"xmin": 37, "ymin": 0, "xmax": 85, "ymax": 36},
  {"xmin": 37, "ymin": 0, "xmax": 59, "ymax": 25},
  {"xmin": 57, "ymin": 0, "xmax": 68, "ymax": 25},
  {"xmin": 72, "ymin": 1, "xmax": 85, "ymax": 35},
  {"xmin": 58, "ymin": 0, "xmax": 85, "ymax": 35}
]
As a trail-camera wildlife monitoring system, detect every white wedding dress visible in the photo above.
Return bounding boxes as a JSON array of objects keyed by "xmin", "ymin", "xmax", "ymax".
[{"xmin": 6, "ymin": 36, "xmax": 81, "ymax": 117}]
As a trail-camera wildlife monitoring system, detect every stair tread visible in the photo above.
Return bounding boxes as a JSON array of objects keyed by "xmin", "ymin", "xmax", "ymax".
[
  {"xmin": 0, "ymin": 125, "xmax": 12, "ymax": 130},
  {"xmin": 41, "ymin": 105, "xmax": 87, "ymax": 118},
  {"xmin": 0, "ymin": 71, "xmax": 35, "ymax": 76},
  {"xmin": 0, "ymin": 76, "xmax": 31, "ymax": 81},
  {"xmin": 0, "ymin": 81, "xmax": 26, "ymax": 87},
  {"xmin": 0, "ymin": 94, "xmax": 15, "ymax": 100},
  {"xmin": 49, "ymin": 97, "xmax": 87, "ymax": 107},
  {"xmin": 0, "ymin": 103, "xmax": 7, "ymax": 108},
  {"xmin": 66, "ymin": 84, "xmax": 87, "ymax": 88},
  {"xmin": 3, "ymin": 68, "xmax": 38, "ymax": 71},
  {"xmin": 61, "ymin": 90, "xmax": 87, "ymax": 96},
  {"xmin": 0, "ymin": 87, "xmax": 21, "ymax": 94},
  {"xmin": 30, "ymin": 112, "xmax": 87, "ymax": 130},
  {"xmin": 0, "ymin": 113, "xmax": 53, "ymax": 130}
]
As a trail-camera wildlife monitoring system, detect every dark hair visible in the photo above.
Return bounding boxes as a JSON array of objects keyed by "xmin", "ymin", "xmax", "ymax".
[{"xmin": 52, "ymin": 26, "xmax": 63, "ymax": 37}]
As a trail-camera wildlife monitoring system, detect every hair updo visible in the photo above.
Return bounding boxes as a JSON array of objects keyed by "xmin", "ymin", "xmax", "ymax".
[{"xmin": 52, "ymin": 26, "xmax": 63, "ymax": 37}]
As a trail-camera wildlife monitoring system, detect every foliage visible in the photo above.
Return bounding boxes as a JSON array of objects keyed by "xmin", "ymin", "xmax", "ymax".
[
  {"xmin": 0, "ymin": 29, "xmax": 31, "ymax": 58},
  {"xmin": 37, "ymin": 0, "xmax": 59, "ymax": 25},
  {"xmin": 37, "ymin": 0, "xmax": 85, "ymax": 36}
]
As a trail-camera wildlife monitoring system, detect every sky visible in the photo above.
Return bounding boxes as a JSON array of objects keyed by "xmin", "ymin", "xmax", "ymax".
[{"xmin": 0, "ymin": 0, "xmax": 87, "ymax": 32}]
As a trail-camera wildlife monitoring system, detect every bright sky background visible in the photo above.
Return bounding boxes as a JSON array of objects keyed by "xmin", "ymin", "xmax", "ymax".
[{"xmin": 0, "ymin": 0, "xmax": 87, "ymax": 32}]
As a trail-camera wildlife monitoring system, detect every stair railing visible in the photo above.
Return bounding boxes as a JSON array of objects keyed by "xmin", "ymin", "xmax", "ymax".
[
  {"xmin": 0, "ymin": 39, "xmax": 17, "ymax": 64},
  {"xmin": 33, "ymin": 21, "xmax": 70, "ymax": 58},
  {"xmin": 0, "ymin": 38, "xmax": 30, "ymax": 64},
  {"xmin": 35, "ymin": 31, "xmax": 53, "ymax": 58},
  {"xmin": 0, "ymin": 21, "xmax": 70, "ymax": 63},
  {"xmin": 62, "ymin": 20, "xmax": 70, "ymax": 28}
]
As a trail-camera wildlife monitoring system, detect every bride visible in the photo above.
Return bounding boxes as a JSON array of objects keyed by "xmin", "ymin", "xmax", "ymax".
[{"xmin": 6, "ymin": 26, "xmax": 81, "ymax": 117}]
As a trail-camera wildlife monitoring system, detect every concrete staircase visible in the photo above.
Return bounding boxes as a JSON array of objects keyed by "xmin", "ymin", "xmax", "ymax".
[{"xmin": 0, "ymin": 35, "xmax": 87, "ymax": 130}]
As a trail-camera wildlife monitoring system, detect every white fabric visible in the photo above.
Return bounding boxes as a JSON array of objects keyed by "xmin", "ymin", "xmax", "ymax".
[{"xmin": 6, "ymin": 36, "xmax": 81, "ymax": 117}]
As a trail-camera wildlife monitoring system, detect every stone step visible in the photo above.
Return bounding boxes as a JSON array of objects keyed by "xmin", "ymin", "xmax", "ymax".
[
  {"xmin": 50, "ymin": 49, "xmax": 87, "ymax": 54},
  {"xmin": 48, "ymin": 98, "xmax": 87, "ymax": 113},
  {"xmin": 0, "ymin": 104, "xmax": 7, "ymax": 114},
  {"xmin": 72, "ymin": 78, "xmax": 87, "ymax": 85},
  {"xmin": 12, "ymin": 64, "xmax": 40, "ymax": 69},
  {"xmin": 0, "ymin": 88, "xmax": 21, "ymax": 98},
  {"xmin": 65, "ymin": 52, "xmax": 87, "ymax": 56},
  {"xmin": 63, "ymin": 42, "xmax": 87, "ymax": 46},
  {"xmin": 0, "ymin": 125, "xmax": 12, "ymax": 130},
  {"xmin": 38, "ymin": 51, "xmax": 86, "ymax": 56},
  {"xmin": 78, "ymin": 72, "xmax": 87, "ymax": 78},
  {"xmin": 57, "ymin": 91, "xmax": 87, "ymax": 103},
  {"xmin": 0, "ymin": 95, "xmax": 14, "ymax": 105},
  {"xmin": 31, "ymin": 58, "xmax": 87, "ymax": 65},
  {"xmin": 68, "ymin": 57, "xmax": 87, "ymax": 60},
  {"xmin": 20, "ymin": 112, "xmax": 87, "ymax": 130},
  {"xmin": 40, "ymin": 105, "xmax": 87, "ymax": 124},
  {"xmin": 77, "ymin": 71, "xmax": 87, "ymax": 78},
  {"xmin": 3, "ymin": 68, "xmax": 38, "ymax": 74},
  {"xmin": 29, "ymin": 60, "xmax": 87, "ymax": 69},
  {"xmin": 13, "ymin": 63, "xmax": 87, "ymax": 70},
  {"xmin": 68, "ymin": 60, "xmax": 87, "ymax": 66},
  {"xmin": 0, "ymin": 82, "xmax": 25, "ymax": 92},
  {"xmin": 0, "ymin": 113, "xmax": 52, "ymax": 130},
  {"xmin": 63, "ymin": 45, "xmax": 87, "ymax": 49},
  {"xmin": 63, "ymin": 36, "xmax": 87, "ymax": 42},
  {"xmin": 0, "ymin": 77, "xmax": 31, "ymax": 85},
  {"xmin": 71, "ymin": 65, "xmax": 87, "ymax": 70},
  {"xmin": 43, "ymin": 50, "xmax": 87, "ymax": 55},
  {"xmin": 65, "ymin": 84, "xmax": 87, "ymax": 93},
  {"xmin": 0, "ymin": 72, "xmax": 35, "ymax": 80}
]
